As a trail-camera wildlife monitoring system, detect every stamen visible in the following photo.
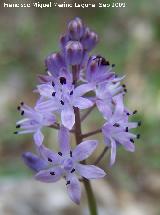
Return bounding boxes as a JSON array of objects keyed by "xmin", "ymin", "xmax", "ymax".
[
  {"xmin": 130, "ymin": 138, "xmax": 134, "ymax": 143},
  {"xmin": 50, "ymin": 172, "xmax": 55, "ymax": 175},
  {"xmin": 122, "ymin": 84, "xmax": 126, "ymax": 88},
  {"xmin": 72, "ymin": 81, "xmax": 76, "ymax": 85},
  {"xmin": 124, "ymin": 89, "xmax": 127, "ymax": 93},
  {"xmin": 58, "ymin": 152, "xmax": 62, "ymax": 156},
  {"xmin": 112, "ymin": 64, "xmax": 115, "ymax": 67},
  {"xmin": 70, "ymin": 151, "xmax": 72, "ymax": 157},
  {"xmin": 16, "ymin": 125, "xmax": 21, "ymax": 128},
  {"xmin": 126, "ymin": 113, "xmax": 130, "ymax": 116},
  {"xmin": 101, "ymin": 58, "xmax": 110, "ymax": 66},
  {"xmin": 113, "ymin": 123, "xmax": 120, "ymax": 127},
  {"xmin": 14, "ymin": 131, "xmax": 18, "ymax": 134},
  {"xmin": 52, "ymin": 92, "xmax": 56, "ymax": 96},
  {"xmin": 60, "ymin": 100, "xmax": 64, "ymax": 105},
  {"xmin": 66, "ymin": 180, "xmax": 70, "ymax": 185},
  {"xmin": 21, "ymin": 111, "xmax": 24, "ymax": 115},
  {"xmin": 20, "ymin": 102, "xmax": 24, "ymax": 106},
  {"xmin": 125, "ymin": 127, "xmax": 128, "ymax": 132},
  {"xmin": 70, "ymin": 90, "xmax": 73, "ymax": 95},
  {"xmin": 60, "ymin": 77, "xmax": 66, "ymax": 85},
  {"xmin": 138, "ymin": 121, "xmax": 141, "ymax": 126},
  {"xmin": 52, "ymin": 81, "xmax": 55, "ymax": 87},
  {"xmin": 133, "ymin": 110, "xmax": 137, "ymax": 115},
  {"xmin": 17, "ymin": 106, "xmax": 21, "ymax": 111},
  {"xmin": 71, "ymin": 168, "xmax": 75, "ymax": 173},
  {"xmin": 48, "ymin": 158, "xmax": 52, "ymax": 162},
  {"xmin": 137, "ymin": 134, "xmax": 140, "ymax": 139}
]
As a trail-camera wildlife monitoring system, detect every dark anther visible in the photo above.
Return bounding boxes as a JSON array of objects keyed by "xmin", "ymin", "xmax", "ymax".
[
  {"xmin": 21, "ymin": 111, "xmax": 24, "ymax": 115},
  {"xmin": 14, "ymin": 131, "xmax": 18, "ymax": 134},
  {"xmin": 113, "ymin": 123, "xmax": 120, "ymax": 127},
  {"xmin": 130, "ymin": 139, "xmax": 134, "ymax": 143},
  {"xmin": 133, "ymin": 110, "xmax": 137, "ymax": 115},
  {"xmin": 60, "ymin": 100, "xmax": 64, "ymax": 105},
  {"xmin": 137, "ymin": 134, "xmax": 140, "ymax": 139},
  {"xmin": 20, "ymin": 102, "xmax": 24, "ymax": 106},
  {"xmin": 52, "ymin": 81, "xmax": 55, "ymax": 87},
  {"xmin": 122, "ymin": 84, "xmax": 126, "ymax": 88},
  {"xmin": 70, "ymin": 90, "xmax": 73, "ymax": 95},
  {"xmin": 112, "ymin": 64, "xmax": 115, "ymax": 67},
  {"xmin": 126, "ymin": 127, "xmax": 129, "ymax": 132},
  {"xmin": 50, "ymin": 172, "xmax": 55, "ymax": 175},
  {"xmin": 48, "ymin": 158, "xmax": 52, "ymax": 162},
  {"xmin": 17, "ymin": 106, "xmax": 21, "ymax": 111},
  {"xmin": 58, "ymin": 152, "xmax": 62, "ymax": 156},
  {"xmin": 72, "ymin": 81, "xmax": 76, "ymax": 85},
  {"xmin": 66, "ymin": 180, "xmax": 70, "ymax": 185},
  {"xmin": 138, "ymin": 121, "xmax": 141, "ymax": 126},
  {"xmin": 70, "ymin": 151, "xmax": 72, "ymax": 157},
  {"xmin": 52, "ymin": 92, "xmax": 56, "ymax": 97},
  {"xmin": 126, "ymin": 113, "xmax": 130, "ymax": 116},
  {"xmin": 16, "ymin": 124, "xmax": 21, "ymax": 128},
  {"xmin": 101, "ymin": 58, "xmax": 110, "ymax": 66},
  {"xmin": 60, "ymin": 77, "xmax": 66, "ymax": 85},
  {"xmin": 124, "ymin": 89, "xmax": 127, "ymax": 93},
  {"xmin": 71, "ymin": 168, "xmax": 75, "ymax": 173}
]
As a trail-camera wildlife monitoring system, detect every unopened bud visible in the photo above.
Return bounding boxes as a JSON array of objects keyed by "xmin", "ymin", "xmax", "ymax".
[
  {"xmin": 45, "ymin": 52, "xmax": 66, "ymax": 76},
  {"xmin": 65, "ymin": 41, "xmax": 84, "ymax": 65},
  {"xmin": 68, "ymin": 17, "xmax": 84, "ymax": 40},
  {"xmin": 81, "ymin": 28, "xmax": 98, "ymax": 52}
]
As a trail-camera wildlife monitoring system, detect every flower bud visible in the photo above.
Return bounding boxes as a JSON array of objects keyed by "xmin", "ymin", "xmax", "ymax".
[
  {"xmin": 59, "ymin": 34, "xmax": 69, "ymax": 50},
  {"xmin": 45, "ymin": 52, "xmax": 66, "ymax": 76},
  {"xmin": 67, "ymin": 17, "xmax": 84, "ymax": 40},
  {"xmin": 81, "ymin": 28, "xmax": 98, "ymax": 52},
  {"xmin": 65, "ymin": 41, "xmax": 84, "ymax": 65}
]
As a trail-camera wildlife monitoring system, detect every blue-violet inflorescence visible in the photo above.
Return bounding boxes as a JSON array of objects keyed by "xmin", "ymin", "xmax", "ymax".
[{"xmin": 15, "ymin": 17, "xmax": 140, "ymax": 204}]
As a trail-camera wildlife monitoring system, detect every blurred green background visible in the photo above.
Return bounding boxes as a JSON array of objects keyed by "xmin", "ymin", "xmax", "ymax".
[{"xmin": 0, "ymin": 0, "xmax": 160, "ymax": 214}]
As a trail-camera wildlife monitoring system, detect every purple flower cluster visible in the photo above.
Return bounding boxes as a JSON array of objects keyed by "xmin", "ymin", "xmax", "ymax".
[{"xmin": 15, "ymin": 17, "xmax": 140, "ymax": 204}]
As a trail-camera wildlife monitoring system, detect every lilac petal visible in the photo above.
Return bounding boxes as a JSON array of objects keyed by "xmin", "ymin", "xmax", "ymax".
[
  {"xmin": 73, "ymin": 140, "xmax": 98, "ymax": 162},
  {"xmin": 33, "ymin": 130, "xmax": 44, "ymax": 146},
  {"xmin": 35, "ymin": 167, "xmax": 63, "ymax": 183},
  {"xmin": 66, "ymin": 174, "xmax": 81, "ymax": 204},
  {"xmin": 115, "ymin": 132, "xmax": 137, "ymax": 143},
  {"xmin": 61, "ymin": 106, "xmax": 75, "ymax": 130},
  {"xmin": 74, "ymin": 83, "xmax": 94, "ymax": 97},
  {"xmin": 37, "ymin": 84, "xmax": 53, "ymax": 98},
  {"xmin": 36, "ymin": 100, "xmax": 59, "ymax": 112},
  {"xmin": 43, "ymin": 113, "xmax": 56, "ymax": 126},
  {"xmin": 110, "ymin": 138, "xmax": 116, "ymax": 166},
  {"xmin": 73, "ymin": 97, "xmax": 93, "ymax": 109},
  {"xmin": 121, "ymin": 141, "xmax": 135, "ymax": 152},
  {"xmin": 75, "ymin": 164, "xmax": 106, "ymax": 179},
  {"xmin": 113, "ymin": 94, "xmax": 124, "ymax": 120},
  {"xmin": 58, "ymin": 126, "xmax": 71, "ymax": 155},
  {"xmin": 38, "ymin": 145, "xmax": 60, "ymax": 164},
  {"xmin": 22, "ymin": 152, "xmax": 48, "ymax": 172},
  {"xmin": 96, "ymin": 100, "xmax": 112, "ymax": 120}
]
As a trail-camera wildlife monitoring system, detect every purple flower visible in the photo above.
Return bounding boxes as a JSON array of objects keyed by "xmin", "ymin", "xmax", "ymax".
[
  {"xmin": 22, "ymin": 126, "xmax": 106, "ymax": 204},
  {"xmin": 102, "ymin": 94, "xmax": 139, "ymax": 165},
  {"xmin": 36, "ymin": 77, "xmax": 94, "ymax": 129},
  {"xmin": 15, "ymin": 103, "xmax": 56, "ymax": 146}
]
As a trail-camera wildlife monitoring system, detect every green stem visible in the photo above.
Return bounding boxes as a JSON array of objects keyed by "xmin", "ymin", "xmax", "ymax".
[{"xmin": 83, "ymin": 178, "xmax": 98, "ymax": 215}]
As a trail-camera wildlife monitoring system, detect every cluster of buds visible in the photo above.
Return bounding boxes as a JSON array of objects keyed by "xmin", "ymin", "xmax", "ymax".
[{"xmin": 15, "ymin": 17, "xmax": 140, "ymax": 204}]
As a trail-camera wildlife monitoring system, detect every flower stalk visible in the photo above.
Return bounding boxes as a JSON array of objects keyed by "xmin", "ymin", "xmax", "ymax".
[{"xmin": 73, "ymin": 66, "xmax": 98, "ymax": 215}]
